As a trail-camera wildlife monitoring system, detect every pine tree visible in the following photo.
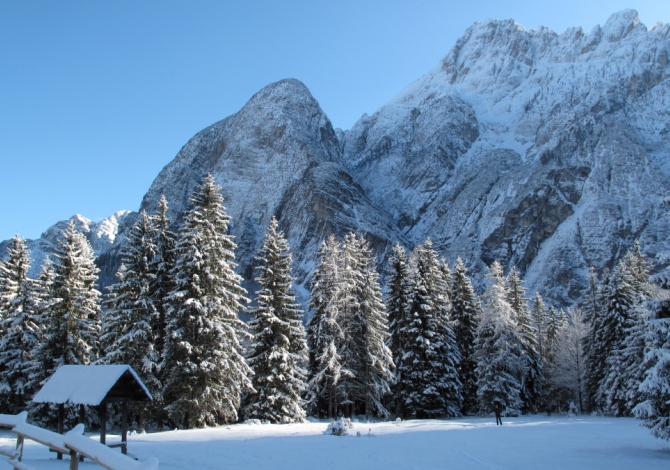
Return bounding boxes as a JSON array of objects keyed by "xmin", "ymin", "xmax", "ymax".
[
  {"xmin": 148, "ymin": 195, "xmax": 177, "ymax": 364},
  {"xmin": 162, "ymin": 174, "xmax": 251, "ymax": 427},
  {"xmin": 474, "ymin": 261, "xmax": 523, "ymax": 416},
  {"xmin": 507, "ymin": 267, "xmax": 544, "ymax": 413},
  {"xmin": 582, "ymin": 267, "xmax": 608, "ymax": 412},
  {"xmin": 451, "ymin": 257, "xmax": 481, "ymax": 415},
  {"xmin": 599, "ymin": 246, "xmax": 652, "ymax": 416},
  {"xmin": 634, "ymin": 289, "xmax": 670, "ymax": 440},
  {"xmin": 385, "ymin": 244, "xmax": 414, "ymax": 417},
  {"xmin": 147, "ymin": 195, "xmax": 177, "ymax": 427},
  {"xmin": 41, "ymin": 221, "xmax": 102, "ymax": 374},
  {"xmin": 337, "ymin": 233, "xmax": 366, "ymax": 416},
  {"xmin": 245, "ymin": 217, "xmax": 307, "ymax": 423},
  {"xmin": 350, "ymin": 234, "xmax": 394, "ymax": 420},
  {"xmin": 0, "ymin": 236, "xmax": 41, "ymax": 413},
  {"xmin": 24, "ymin": 258, "xmax": 57, "ymax": 425},
  {"xmin": 99, "ymin": 211, "xmax": 161, "ymax": 430},
  {"xmin": 398, "ymin": 240, "xmax": 462, "ymax": 418},
  {"xmin": 307, "ymin": 235, "xmax": 349, "ymax": 418}
]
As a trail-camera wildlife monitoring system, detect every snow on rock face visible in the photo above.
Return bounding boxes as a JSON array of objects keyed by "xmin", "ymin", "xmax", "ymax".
[
  {"xmin": 340, "ymin": 9, "xmax": 670, "ymax": 305},
  {"xmin": 0, "ymin": 211, "xmax": 136, "ymax": 288},
  {"xmin": 139, "ymin": 78, "xmax": 401, "ymax": 298}
]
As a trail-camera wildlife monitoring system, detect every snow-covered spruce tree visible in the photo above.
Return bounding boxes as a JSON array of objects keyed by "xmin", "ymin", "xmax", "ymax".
[
  {"xmin": 307, "ymin": 235, "xmax": 351, "ymax": 418},
  {"xmin": 399, "ymin": 240, "xmax": 462, "ymax": 418},
  {"xmin": 385, "ymin": 243, "xmax": 413, "ymax": 417},
  {"xmin": 336, "ymin": 233, "xmax": 366, "ymax": 416},
  {"xmin": 634, "ymin": 200, "xmax": 670, "ymax": 439},
  {"xmin": 547, "ymin": 308, "xmax": 588, "ymax": 412},
  {"xmin": 40, "ymin": 221, "xmax": 102, "ymax": 374},
  {"xmin": 147, "ymin": 195, "xmax": 177, "ymax": 428},
  {"xmin": 245, "ymin": 217, "xmax": 307, "ymax": 424},
  {"xmin": 599, "ymin": 247, "xmax": 652, "ymax": 416},
  {"xmin": 582, "ymin": 267, "xmax": 608, "ymax": 412},
  {"xmin": 474, "ymin": 261, "xmax": 523, "ymax": 416},
  {"xmin": 507, "ymin": 267, "xmax": 543, "ymax": 414},
  {"xmin": 23, "ymin": 258, "xmax": 57, "ymax": 425},
  {"xmin": 0, "ymin": 236, "xmax": 41, "ymax": 413},
  {"xmin": 349, "ymin": 234, "xmax": 394, "ymax": 420},
  {"xmin": 451, "ymin": 257, "xmax": 481, "ymax": 415},
  {"xmin": 634, "ymin": 288, "xmax": 670, "ymax": 440},
  {"xmin": 162, "ymin": 174, "xmax": 251, "ymax": 428},
  {"xmin": 148, "ymin": 195, "xmax": 177, "ymax": 364},
  {"xmin": 99, "ymin": 211, "xmax": 161, "ymax": 430}
]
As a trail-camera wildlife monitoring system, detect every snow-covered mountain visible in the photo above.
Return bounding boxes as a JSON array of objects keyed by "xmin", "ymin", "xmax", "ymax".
[
  {"xmin": 6, "ymin": 10, "xmax": 670, "ymax": 306},
  {"xmin": 0, "ymin": 211, "xmax": 136, "ymax": 288}
]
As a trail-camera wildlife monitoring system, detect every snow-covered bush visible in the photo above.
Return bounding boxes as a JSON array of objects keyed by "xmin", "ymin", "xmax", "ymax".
[{"xmin": 324, "ymin": 417, "xmax": 353, "ymax": 436}]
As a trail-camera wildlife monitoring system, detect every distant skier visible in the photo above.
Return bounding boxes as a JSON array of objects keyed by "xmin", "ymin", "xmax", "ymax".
[{"xmin": 494, "ymin": 404, "xmax": 503, "ymax": 426}]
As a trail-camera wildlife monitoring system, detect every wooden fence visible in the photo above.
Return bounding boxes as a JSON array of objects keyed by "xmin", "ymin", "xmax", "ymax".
[{"xmin": 0, "ymin": 412, "xmax": 158, "ymax": 470}]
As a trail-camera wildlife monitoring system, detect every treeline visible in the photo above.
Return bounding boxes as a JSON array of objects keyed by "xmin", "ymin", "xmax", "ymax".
[{"xmin": 0, "ymin": 174, "xmax": 668, "ymax": 441}]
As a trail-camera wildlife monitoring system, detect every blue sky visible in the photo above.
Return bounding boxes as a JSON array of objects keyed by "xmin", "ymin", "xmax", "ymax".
[{"xmin": 1, "ymin": 0, "xmax": 669, "ymax": 241}]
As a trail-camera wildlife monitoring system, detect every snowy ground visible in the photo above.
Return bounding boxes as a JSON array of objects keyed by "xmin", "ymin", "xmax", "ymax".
[{"xmin": 2, "ymin": 415, "xmax": 669, "ymax": 469}]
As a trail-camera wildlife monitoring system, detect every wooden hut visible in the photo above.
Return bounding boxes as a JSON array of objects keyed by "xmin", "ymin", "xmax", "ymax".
[{"xmin": 32, "ymin": 365, "xmax": 152, "ymax": 457}]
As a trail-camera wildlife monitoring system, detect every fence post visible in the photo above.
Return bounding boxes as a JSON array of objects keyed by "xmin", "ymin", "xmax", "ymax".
[{"xmin": 57, "ymin": 403, "xmax": 64, "ymax": 460}]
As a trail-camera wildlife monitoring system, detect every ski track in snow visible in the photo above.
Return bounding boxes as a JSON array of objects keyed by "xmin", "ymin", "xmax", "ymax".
[{"xmin": 1, "ymin": 416, "xmax": 668, "ymax": 469}]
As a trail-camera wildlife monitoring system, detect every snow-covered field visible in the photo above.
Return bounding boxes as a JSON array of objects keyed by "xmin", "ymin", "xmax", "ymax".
[{"xmin": 2, "ymin": 415, "xmax": 668, "ymax": 469}]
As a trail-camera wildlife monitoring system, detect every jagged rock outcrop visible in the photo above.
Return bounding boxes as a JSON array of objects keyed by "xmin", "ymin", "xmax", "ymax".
[{"xmin": 6, "ymin": 10, "xmax": 670, "ymax": 307}]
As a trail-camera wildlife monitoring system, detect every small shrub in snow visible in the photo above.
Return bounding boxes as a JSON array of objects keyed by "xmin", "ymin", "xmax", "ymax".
[
  {"xmin": 324, "ymin": 418, "xmax": 353, "ymax": 436},
  {"xmin": 567, "ymin": 402, "xmax": 579, "ymax": 417},
  {"xmin": 395, "ymin": 417, "xmax": 402, "ymax": 426}
]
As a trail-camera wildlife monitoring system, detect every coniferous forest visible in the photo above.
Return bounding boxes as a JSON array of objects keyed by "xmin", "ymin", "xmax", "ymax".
[{"xmin": 0, "ymin": 174, "xmax": 669, "ymax": 442}]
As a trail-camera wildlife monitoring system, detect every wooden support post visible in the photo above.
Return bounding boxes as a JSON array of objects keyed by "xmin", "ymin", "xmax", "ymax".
[
  {"xmin": 79, "ymin": 404, "xmax": 86, "ymax": 461},
  {"xmin": 57, "ymin": 403, "xmax": 64, "ymax": 460},
  {"xmin": 99, "ymin": 402, "xmax": 107, "ymax": 445},
  {"xmin": 15, "ymin": 435, "xmax": 24, "ymax": 462},
  {"xmin": 121, "ymin": 401, "xmax": 128, "ymax": 455},
  {"xmin": 68, "ymin": 448, "xmax": 79, "ymax": 470}
]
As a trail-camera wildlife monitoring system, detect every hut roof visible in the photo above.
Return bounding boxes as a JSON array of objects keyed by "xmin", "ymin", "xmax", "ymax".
[{"xmin": 32, "ymin": 365, "xmax": 152, "ymax": 406}]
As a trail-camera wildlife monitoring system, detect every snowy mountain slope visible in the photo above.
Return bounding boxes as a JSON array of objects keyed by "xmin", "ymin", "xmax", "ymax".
[
  {"xmin": 341, "ymin": 9, "xmax": 670, "ymax": 304},
  {"xmin": 139, "ymin": 78, "xmax": 403, "ymax": 298},
  {"xmin": 5, "ymin": 10, "xmax": 670, "ymax": 307},
  {"xmin": 0, "ymin": 211, "xmax": 136, "ymax": 288}
]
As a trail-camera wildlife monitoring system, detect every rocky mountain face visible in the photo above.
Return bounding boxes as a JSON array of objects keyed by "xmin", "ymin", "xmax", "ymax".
[{"xmin": 8, "ymin": 10, "xmax": 670, "ymax": 307}]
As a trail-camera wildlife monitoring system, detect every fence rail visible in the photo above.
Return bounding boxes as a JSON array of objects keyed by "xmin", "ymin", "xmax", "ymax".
[{"xmin": 0, "ymin": 412, "xmax": 159, "ymax": 470}]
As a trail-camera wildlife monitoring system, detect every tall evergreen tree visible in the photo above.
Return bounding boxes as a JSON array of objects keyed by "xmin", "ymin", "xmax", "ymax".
[
  {"xmin": 40, "ymin": 221, "xmax": 102, "ymax": 375},
  {"xmin": 245, "ymin": 218, "xmax": 307, "ymax": 423},
  {"xmin": 582, "ymin": 267, "xmax": 608, "ymax": 412},
  {"xmin": 474, "ymin": 261, "xmax": 523, "ymax": 416},
  {"xmin": 397, "ymin": 240, "xmax": 462, "ymax": 418},
  {"xmin": 148, "ymin": 195, "xmax": 177, "ymax": 363},
  {"xmin": 147, "ymin": 195, "xmax": 177, "ymax": 427},
  {"xmin": 599, "ymin": 247, "xmax": 652, "ymax": 416},
  {"xmin": 162, "ymin": 174, "xmax": 251, "ymax": 427},
  {"xmin": 634, "ymin": 289, "xmax": 670, "ymax": 440},
  {"xmin": 451, "ymin": 257, "xmax": 480, "ymax": 415},
  {"xmin": 99, "ymin": 211, "xmax": 161, "ymax": 429},
  {"xmin": 307, "ymin": 235, "xmax": 348, "ymax": 418},
  {"xmin": 507, "ymin": 267, "xmax": 544, "ymax": 413},
  {"xmin": 24, "ymin": 258, "xmax": 56, "ymax": 399},
  {"xmin": 350, "ymin": 234, "xmax": 394, "ymax": 420},
  {"xmin": 0, "ymin": 236, "xmax": 41, "ymax": 413}
]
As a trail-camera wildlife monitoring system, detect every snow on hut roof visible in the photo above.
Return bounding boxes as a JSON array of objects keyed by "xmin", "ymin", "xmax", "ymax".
[{"xmin": 32, "ymin": 365, "xmax": 152, "ymax": 406}]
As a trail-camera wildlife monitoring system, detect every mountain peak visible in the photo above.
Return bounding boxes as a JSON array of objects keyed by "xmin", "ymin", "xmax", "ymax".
[{"xmin": 602, "ymin": 9, "xmax": 643, "ymax": 42}]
